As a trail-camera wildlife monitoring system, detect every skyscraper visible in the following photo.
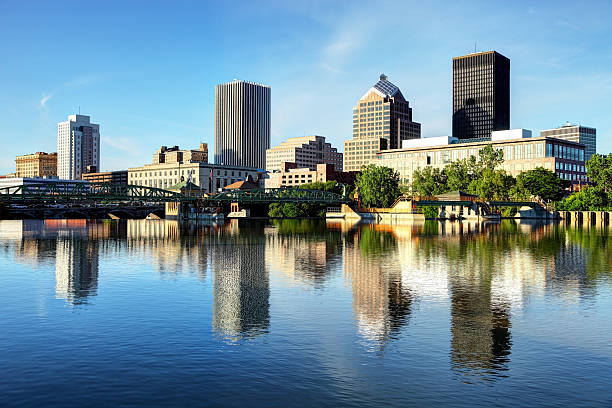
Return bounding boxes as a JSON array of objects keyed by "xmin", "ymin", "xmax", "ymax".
[
  {"xmin": 214, "ymin": 80, "xmax": 270, "ymax": 169},
  {"xmin": 541, "ymin": 123, "xmax": 596, "ymax": 161},
  {"xmin": 452, "ymin": 51, "xmax": 510, "ymax": 140},
  {"xmin": 57, "ymin": 114, "xmax": 100, "ymax": 180},
  {"xmin": 344, "ymin": 74, "xmax": 421, "ymax": 172}
]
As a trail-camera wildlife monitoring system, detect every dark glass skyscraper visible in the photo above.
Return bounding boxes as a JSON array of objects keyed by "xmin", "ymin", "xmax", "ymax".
[{"xmin": 452, "ymin": 51, "xmax": 510, "ymax": 140}]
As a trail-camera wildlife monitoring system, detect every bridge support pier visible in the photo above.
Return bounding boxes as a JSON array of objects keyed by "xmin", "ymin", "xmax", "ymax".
[{"xmin": 165, "ymin": 202, "xmax": 184, "ymax": 220}]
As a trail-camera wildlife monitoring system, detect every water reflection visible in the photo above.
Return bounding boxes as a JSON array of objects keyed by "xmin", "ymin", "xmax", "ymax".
[
  {"xmin": 55, "ymin": 237, "xmax": 99, "ymax": 304},
  {"xmin": 264, "ymin": 219, "xmax": 343, "ymax": 288},
  {"xmin": 343, "ymin": 225, "xmax": 413, "ymax": 352},
  {"xmin": 1, "ymin": 218, "xmax": 611, "ymax": 383},
  {"xmin": 211, "ymin": 222, "xmax": 270, "ymax": 341}
]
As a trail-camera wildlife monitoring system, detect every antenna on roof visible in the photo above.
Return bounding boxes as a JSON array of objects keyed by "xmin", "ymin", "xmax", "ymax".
[
  {"xmin": 78, "ymin": 106, "xmax": 80, "ymax": 115},
  {"xmin": 474, "ymin": 42, "xmax": 477, "ymax": 53}
]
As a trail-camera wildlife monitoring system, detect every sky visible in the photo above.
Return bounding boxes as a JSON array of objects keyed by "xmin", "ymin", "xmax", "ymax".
[{"xmin": 0, "ymin": 0, "xmax": 611, "ymax": 173}]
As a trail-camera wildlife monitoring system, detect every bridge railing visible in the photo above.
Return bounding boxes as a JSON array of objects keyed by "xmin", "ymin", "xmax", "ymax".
[
  {"xmin": 203, "ymin": 188, "xmax": 351, "ymax": 204},
  {"xmin": 0, "ymin": 182, "xmax": 194, "ymax": 203}
]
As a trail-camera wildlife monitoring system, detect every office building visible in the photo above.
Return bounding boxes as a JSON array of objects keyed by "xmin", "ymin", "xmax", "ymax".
[
  {"xmin": 128, "ymin": 144, "xmax": 263, "ymax": 193},
  {"xmin": 541, "ymin": 123, "xmax": 596, "ymax": 161},
  {"xmin": 153, "ymin": 143, "xmax": 208, "ymax": 164},
  {"xmin": 82, "ymin": 170, "xmax": 128, "ymax": 184},
  {"xmin": 453, "ymin": 51, "xmax": 510, "ymax": 140},
  {"xmin": 374, "ymin": 130, "xmax": 586, "ymax": 186},
  {"xmin": 15, "ymin": 152, "xmax": 57, "ymax": 178},
  {"xmin": 215, "ymin": 79, "xmax": 270, "ymax": 169},
  {"xmin": 266, "ymin": 135, "xmax": 343, "ymax": 172},
  {"xmin": 265, "ymin": 162, "xmax": 358, "ymax": 189},
  {"xmin": 344, "ymin": 74, "xmax": 421, "ymax": 172},
  {"xmin": 57, "ymin": 114, "xmax": 100, "ymax": 180}
]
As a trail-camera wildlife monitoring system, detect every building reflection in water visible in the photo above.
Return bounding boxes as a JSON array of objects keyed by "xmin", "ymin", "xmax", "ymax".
[
  {"xmin": 403, "ymin": 220, "xmax": 514, "ymax": 380},
  {"xmin": 264, "ymin": 219, "xmax": 343, "ymax": 288},
  {"xmin": 1, "ymin": 217, "xmax": 609, "ymax": 375},
  {"xmin": 337, "ymin": 219, "xmax": 605, "ymax": 380},
  {"xmin": 211, "ymin": 221, "xmax": 270, "ymax": 341},
  {"xmin": 126, "ymin": 220, "xmax": 212, "ymax": 281},
  {"xmin": 55, "ymin": 236, "xmax": 99, "ymax": 305},
  {"xmin": 49, "ymin": 220, "xmax": 102, "ymax": 305},
  {"xmin": 342, "ymin": 224, "xmax": 414, "ymax": 352}
]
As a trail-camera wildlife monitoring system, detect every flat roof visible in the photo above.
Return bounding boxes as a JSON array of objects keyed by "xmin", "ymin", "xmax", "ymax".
[
  {"xmin": 128, "ymin": 162, "xmax": 264, "ymax": 171},
  {"xmin": 377, "ymin": 136, "xmax": 584, "ymax": 156},
  {"xmin": 453, "ymin": 50, "xmax": 510, "ymax": 61}
]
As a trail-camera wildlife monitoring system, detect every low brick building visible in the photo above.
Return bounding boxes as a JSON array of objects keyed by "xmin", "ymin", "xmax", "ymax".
[
  {"xmin": 265, "ymin": 162, "xmax": 358, "ymax": 188},
  {"xmin": 82, "ymin": 170, "xmax": 128, "ymax": 184}
]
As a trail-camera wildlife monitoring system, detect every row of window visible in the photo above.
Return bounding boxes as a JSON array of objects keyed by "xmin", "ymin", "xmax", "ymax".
[
  {"xmin": 559, "ymin": 172, "xmax": 587, "ymax": 181},
  {"xmin": 556, "ymin": 162, "xmax": 585, "ymax": 173},
  {"xmin": 546, "ymin": 143, "xmax": 584, "ymax": 161}
]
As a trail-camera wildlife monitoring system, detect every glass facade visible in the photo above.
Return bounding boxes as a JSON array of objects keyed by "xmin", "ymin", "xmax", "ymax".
[
  {"xmin": 541, "ymin": 125, "xmax": 596, "ymax": 161},
  {"xmin": 452, "ymin": 51, "xmax": 510, "ymax": 140}
]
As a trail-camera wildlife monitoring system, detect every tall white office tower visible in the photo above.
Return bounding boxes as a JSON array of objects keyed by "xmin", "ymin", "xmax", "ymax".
[
  {"xmin": 57, "ymin": 114, "xmax": 100, "ymax": 180},
  {"xmin": 214, "ymin": 80, "xmax": 270, "ymax": 169}
]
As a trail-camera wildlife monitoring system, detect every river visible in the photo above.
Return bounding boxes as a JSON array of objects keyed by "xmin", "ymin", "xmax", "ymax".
[{"xmin": 0, "ymin": 219, "xmax": 610, "ymax": 407}]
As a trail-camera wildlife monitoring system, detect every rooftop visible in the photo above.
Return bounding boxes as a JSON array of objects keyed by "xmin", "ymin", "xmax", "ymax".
[{"xmin": 373, "ymin": 74, "xmax": 400, "ymax": 97}]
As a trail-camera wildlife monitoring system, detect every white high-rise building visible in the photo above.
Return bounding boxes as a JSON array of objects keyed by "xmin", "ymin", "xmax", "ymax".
[
  {"xmin": 57, "ymin": 114, "xmax": 100, "ymax": 180},
  {"xmin": 214, "ymin": 80, "xmax": 270, "ymax": 169}
]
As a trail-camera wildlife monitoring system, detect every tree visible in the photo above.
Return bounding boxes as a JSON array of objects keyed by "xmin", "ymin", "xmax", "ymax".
[
  {"xmin": 472, "ymin": 169, "xmax": 515, "ymax": 201},
  {"xmin": 445, "ymin": 159, "xmax": 471, "ymax": 192},
  {"xmin": 355, "ymin": 165, "xmax": 401, "ymax": 208},
  {"xmin": 556, "ymin": 187, "xmax": 608, "ymax": 211},
  {"xmin": 586, "ymin": 154, "xmax": 612, "ymax": 202},
  {"xmin": 478, "ymin": 144, "xmax": 504, "ymax": 173},
  {"xmin": 515, "ymin": 167, "xmax": 570, "ymax": 202},
  {"xmin": 411, "ymin": 166, "xmax": 447, "ymax": 197}
]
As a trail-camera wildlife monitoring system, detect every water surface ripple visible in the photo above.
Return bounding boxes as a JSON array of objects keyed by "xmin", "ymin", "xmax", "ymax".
[{"xmin": 0, "ymin": 219, "xmax": 610, "ymax": 407}]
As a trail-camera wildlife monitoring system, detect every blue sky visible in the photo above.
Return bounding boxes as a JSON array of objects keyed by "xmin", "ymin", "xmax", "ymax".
[{"xmin": 0, "ymin": 0, "xmax": 610, "ymax": 173}]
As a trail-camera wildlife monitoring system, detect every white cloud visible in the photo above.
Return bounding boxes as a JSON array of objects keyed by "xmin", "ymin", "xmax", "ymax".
[
  {"xmin": 37, "ymin": 74, "xmax": 102, "ymax": 110},
  {"xmin": 39, "ymin": 93, "xmax": 53, "ymax": 108},
  {"xmin": 317, "ymin": 7, "xmax": 384, "ymax": 75}
]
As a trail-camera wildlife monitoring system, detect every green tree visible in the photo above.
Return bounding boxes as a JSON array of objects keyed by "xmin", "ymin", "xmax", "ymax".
[
  {"xmin": 515, "ymin": 167, "xmax": 570, "ymax": 202},
  {"xmin": 355, "ymin": 164, "xmax": 401, "ymax": 208},
  {"xmin": 586, "ymin": 154, "xmax": 612, "ymax": 202},
  {"xmin": 477, "ymin": 144, "xmax": 504, "ymax": 173},
  {"xmin": 556, "ymin": 187, "xmax": 608, "ymax": 211},
  {"xmin": 268, "ymin": 203, "xmax": 284, "ymax": 217},
  {"xmin": 445, "ymin": 159, "xmax": 471, "ymax": 192},
  {"xmin": 472, "ymin": 169, "xmax": 515, "ymax": 201},
  {"xmin": 411, "ymin": 166, "xmax": 447, "ymax": 197}
]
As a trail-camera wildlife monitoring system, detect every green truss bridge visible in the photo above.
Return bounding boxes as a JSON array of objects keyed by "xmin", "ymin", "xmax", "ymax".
[
  {"xmin": 0, "ymin": 182, "xmax": 195, "ymax": 204},
  {"xmin": 203, "ymin": 188, "xmax": 351, "ymax": 205},
  {"xmin": 0, "ymin": 183, "xmax": 351, "ymax": 206}
]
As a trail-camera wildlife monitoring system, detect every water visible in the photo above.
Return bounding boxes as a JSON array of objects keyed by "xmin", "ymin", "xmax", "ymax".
[{"xmin": 0, "ymin": 219, "xmax": 610, "ymax": 407}]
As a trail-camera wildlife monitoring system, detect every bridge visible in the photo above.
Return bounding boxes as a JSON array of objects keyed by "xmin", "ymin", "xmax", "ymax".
[
  {"xmin": 0, "ymin": 182, "xmax": 352, "ymax": 219},
  {"xmin": 0, "ymin": 183, "xmax": 350, "ymax": 205},
  {"xmin": 0, "ymin": 182, "xmax": 195, "ymax": 204},
  {"xmin": 409, "ymin": 195, "xmax": 548, "ymax": 219},
  {"xmin": 202, "ymin": 188, "xmax": 351, "ymax": 205}
]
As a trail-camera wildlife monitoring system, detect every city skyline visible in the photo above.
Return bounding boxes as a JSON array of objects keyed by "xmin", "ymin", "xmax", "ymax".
[{"xmin": 0, "ymin": 1, "xmax": 611, "ymax": 173}]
